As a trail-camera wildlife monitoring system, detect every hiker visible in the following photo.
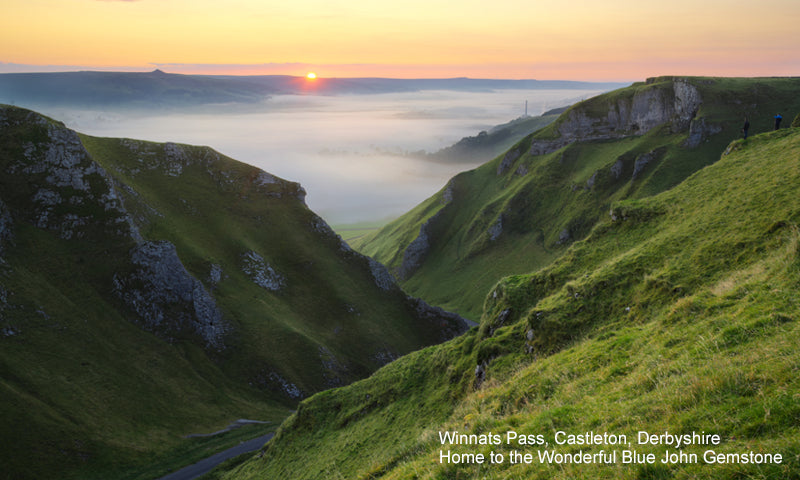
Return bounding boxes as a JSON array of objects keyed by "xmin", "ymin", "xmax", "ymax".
[
  {"xmin": 774, "ymin": 113, "xmax": 783, "ymax": 130},
  {"xmin": 742, "ymin": 117, "xmax": 750, "ymax": 139}
]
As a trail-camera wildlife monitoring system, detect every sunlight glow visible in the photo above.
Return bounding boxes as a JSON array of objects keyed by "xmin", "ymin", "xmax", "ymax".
[
  {"xmin": 307, "ymin": 72, "xmax": 317, "ymax": 80},
  {"xmin": 1, "ymin": 0, "xmax": 799, "ymax": 80}
]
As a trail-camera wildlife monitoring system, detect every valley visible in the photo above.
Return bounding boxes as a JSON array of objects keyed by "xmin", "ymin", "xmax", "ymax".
[{"xmin": 2, "ymin": 75, "xmax": 800, "ymax": 479}]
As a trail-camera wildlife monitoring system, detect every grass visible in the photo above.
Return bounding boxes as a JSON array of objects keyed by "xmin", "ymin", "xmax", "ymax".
[
  {"xmin": 333, "ymin": 220, "xmax": 394, "ymax": 244},
  {"xmin": 217, "ymin": 124, "xmax": 800, "ymax": 479}
]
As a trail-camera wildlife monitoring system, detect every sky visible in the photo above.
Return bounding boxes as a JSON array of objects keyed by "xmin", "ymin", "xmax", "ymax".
[{"xmin": 2, "ymin": 0, "xmax": 799, "ymax": 80}]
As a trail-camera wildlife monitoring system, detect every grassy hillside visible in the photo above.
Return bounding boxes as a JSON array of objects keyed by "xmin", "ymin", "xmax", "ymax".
[
  {"xmin": 354, "ymin": 77, "xmax": 800, "ymax": 321},
  {"xmin": 218, "ymin": 126, "xmax": 800, "ymax": 480},
  {"xmin": 0, "ymin": 105, "xmax": 465, "ymax": 479}
]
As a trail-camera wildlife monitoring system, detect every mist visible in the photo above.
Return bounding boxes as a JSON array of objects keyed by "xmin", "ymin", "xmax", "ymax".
[{"xmin": 36, "ymin": 88, "xmax": 606, "ymax": 224}]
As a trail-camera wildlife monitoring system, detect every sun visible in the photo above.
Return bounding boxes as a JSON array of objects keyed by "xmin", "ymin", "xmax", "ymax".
[{"xmin": 306, "ymin": 72, "xmax": 317, "ymax": 80}]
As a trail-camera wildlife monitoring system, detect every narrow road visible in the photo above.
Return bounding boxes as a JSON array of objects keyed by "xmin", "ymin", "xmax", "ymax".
[{"xmin": 158, "ymin": 433, "xmax": 274, "ymax": 480}]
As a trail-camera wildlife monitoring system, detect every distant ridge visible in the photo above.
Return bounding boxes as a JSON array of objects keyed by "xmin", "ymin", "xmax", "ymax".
[{"xmin": 0, "ymin": 70, "xmax": 627, "ymax": 109}]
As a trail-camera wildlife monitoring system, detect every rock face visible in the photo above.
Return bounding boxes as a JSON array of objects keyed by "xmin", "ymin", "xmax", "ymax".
[
  {"xmin": 265, "ymin": 372, "xmax": 304, "ymax": 400},
  {"xmin": 683, "ymin": 117, "xmax": 723, "ymax": 148},
  {"xmin": 368, "ymin": 257, "xmax": 396, "ymax": 291},
  {"xmin": 407, "ymin": 296, "xmax": 472, "ymax": 340},
  {"xmin": 162, "ymin": 142, "xmax": 188, "ymax": 176},
  {"xmin": 497, "ymin": 148, "xmax": 521, "ymax": 175},
  {"xmin": 557, "ymin": 228, "xmax": 571, "ymax": 245},
  {"xmin": 398, "ymin": 211, "xmax": 441, "ymax": 280},
  {"xmin": 441, "ymin": 179, "xmax": 456, "ymax": 204},
  {"xmin": 319, "ymin": 346, "xmax": 349, "ymax": 388},
  {"xmin": 488, "ymin": 215, "xmax": 503, "ymax": 242},
  {"xmin": 610, "ymin": 158, "xmax": 625, "ymax": 179},
  {"xmin": 1, "ymin": 109, "xmax": 230, "ymax": 349},
  {"xmin": 241, "ymin": 250, "xmax": 285, "ymax": 291},
  {"xmin": 632, "ymin": 150, "xmax": 658, "ymax": 179},
  {"xmin": 113, "ymin": 241, "xmax": 228, "ymax": 349},
  {"xmin": 0, "ymin": 199, "xmax": 12, "ymax": 259},
  {"xmin": 530, "ymin": 79, "xmax": 705, "ymax": 156},
  {"xmin": 586, "ymin": 171, "xmax": 597, "ymax": 189},
  {"xmin": 3, "ymin": 111, "xmax": 134, "ymax": 241}
]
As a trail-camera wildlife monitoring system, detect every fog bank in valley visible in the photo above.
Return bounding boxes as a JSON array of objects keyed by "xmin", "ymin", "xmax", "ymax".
[{"xmin": 38, "ymin": 88, "xmax": 607, "ymax": 224}]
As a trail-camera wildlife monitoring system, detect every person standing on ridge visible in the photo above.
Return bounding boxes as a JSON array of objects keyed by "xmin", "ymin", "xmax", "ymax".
[
  {"xmin": 742, "ymin": 116, "xmax": 750, "ymax": 139},
  {"xmin": 774, "ymin": 113, "xmax": 783, "ymax": 130}
]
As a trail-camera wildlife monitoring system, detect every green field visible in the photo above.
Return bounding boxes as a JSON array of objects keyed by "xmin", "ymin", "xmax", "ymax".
[{"xmin": 333, "ymin": 220, "xmax": 393, "ymax": 244}]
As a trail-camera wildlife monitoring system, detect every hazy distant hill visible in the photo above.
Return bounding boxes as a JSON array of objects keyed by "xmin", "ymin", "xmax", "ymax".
[
  {"xmin": 0, "ymin": 70, "xmax": 627, "ymax": 109},
  {"xmin": 426, "ymin": 109, "xmax": 569, "ymax": 164}
]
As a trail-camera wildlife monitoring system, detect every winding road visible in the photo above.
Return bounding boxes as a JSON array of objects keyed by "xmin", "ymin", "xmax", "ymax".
[{"xmin": 158, "ymin": 433, "xmax": 274, "ymax": 480}]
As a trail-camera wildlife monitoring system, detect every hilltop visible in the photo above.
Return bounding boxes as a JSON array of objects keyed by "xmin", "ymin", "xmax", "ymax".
[
  {"xmin": 217, "ymin": 114, "xmax": 800, "ymax": 480},
  {"xmin": 0, "ymin": 105, "xmax": 467, "ymax": 479},
  {"xmin": 354, "ymin": 76, "xmax": 800, "ymax": 320}
]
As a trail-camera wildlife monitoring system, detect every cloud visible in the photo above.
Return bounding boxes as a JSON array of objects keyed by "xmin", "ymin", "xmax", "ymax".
[{"xmin": 36, "ymin": 88, "xmax": 607, "ymax": 223}]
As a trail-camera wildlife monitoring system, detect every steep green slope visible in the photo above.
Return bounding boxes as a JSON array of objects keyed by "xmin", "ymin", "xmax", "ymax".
[
  {"xmin": 0, "ymin": 105, "xmax": 466, "ymax": 479},
  {"xmin": 355, "ymin": 77, "xmax": 800, "ymax": 321},
  {"xmin": 219, "ymin": 127, "xmax": 800, "ymax": 479}
]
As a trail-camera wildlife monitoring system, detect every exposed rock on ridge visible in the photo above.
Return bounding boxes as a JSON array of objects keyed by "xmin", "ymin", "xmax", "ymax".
[
  {"xmin": 0, "ymin": 199, "xmax": 12, "ymax": 259},
  {"xmin": 368, "ymin": 257, "xmax": 396, "ymax": 291},
  {"xmin": 529, "ymin": 79, "xmax": 706, "ymax": 156},
  {"xmin": 497, "ymin": 148, "xmax": 521, "ymax": 175},
  {"xmin": 398, "ymin": 210, "xmax": 440, "ymax": 281},
  {"xmin": 1, "ymin": 107, "xmax": 229, "ymax": 349},
  {"xmin": 398, "ymin": 180, "xmax": 460, "ymax": 280},
  {"xmin": 3, "ymin": 111, "xmax": 134, "ymax": 241},
  {"xmin": 408, "ymin": 296, "xmax": 474, "ymax": 338},
  {"xmin": 113, "ymin": 241, "xmax": 228, "ymax": 349},
  {"xmin": 241, "ymin": 250, "xmax": 285, "ymax": 291}
]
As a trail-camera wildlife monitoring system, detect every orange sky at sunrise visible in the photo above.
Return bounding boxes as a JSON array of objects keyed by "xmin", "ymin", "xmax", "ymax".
[{"xmin": 2, "ymin": 0, "xmax": 798, "ymax": 80}]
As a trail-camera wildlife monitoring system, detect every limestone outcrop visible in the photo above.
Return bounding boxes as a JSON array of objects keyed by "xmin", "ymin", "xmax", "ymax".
[
  {"xmin": 529, "ymin": 79, "xmax": 708, "ymax": 157},
  {"xmin": 113, "ymin": 241, "xmax": 228, "ymax": 349}
]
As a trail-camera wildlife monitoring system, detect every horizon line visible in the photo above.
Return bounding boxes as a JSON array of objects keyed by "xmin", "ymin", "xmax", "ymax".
[
  {"xmin": 3, "ymin": 62, "xmax": 798, "ymax": 83},
  {"xmin": 0, "ymin": 62, "xmax": 640, "ymax": 83},
  {"xmin": 0, "ymin": 69, "xmax": 636, "ymax": 84}
]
